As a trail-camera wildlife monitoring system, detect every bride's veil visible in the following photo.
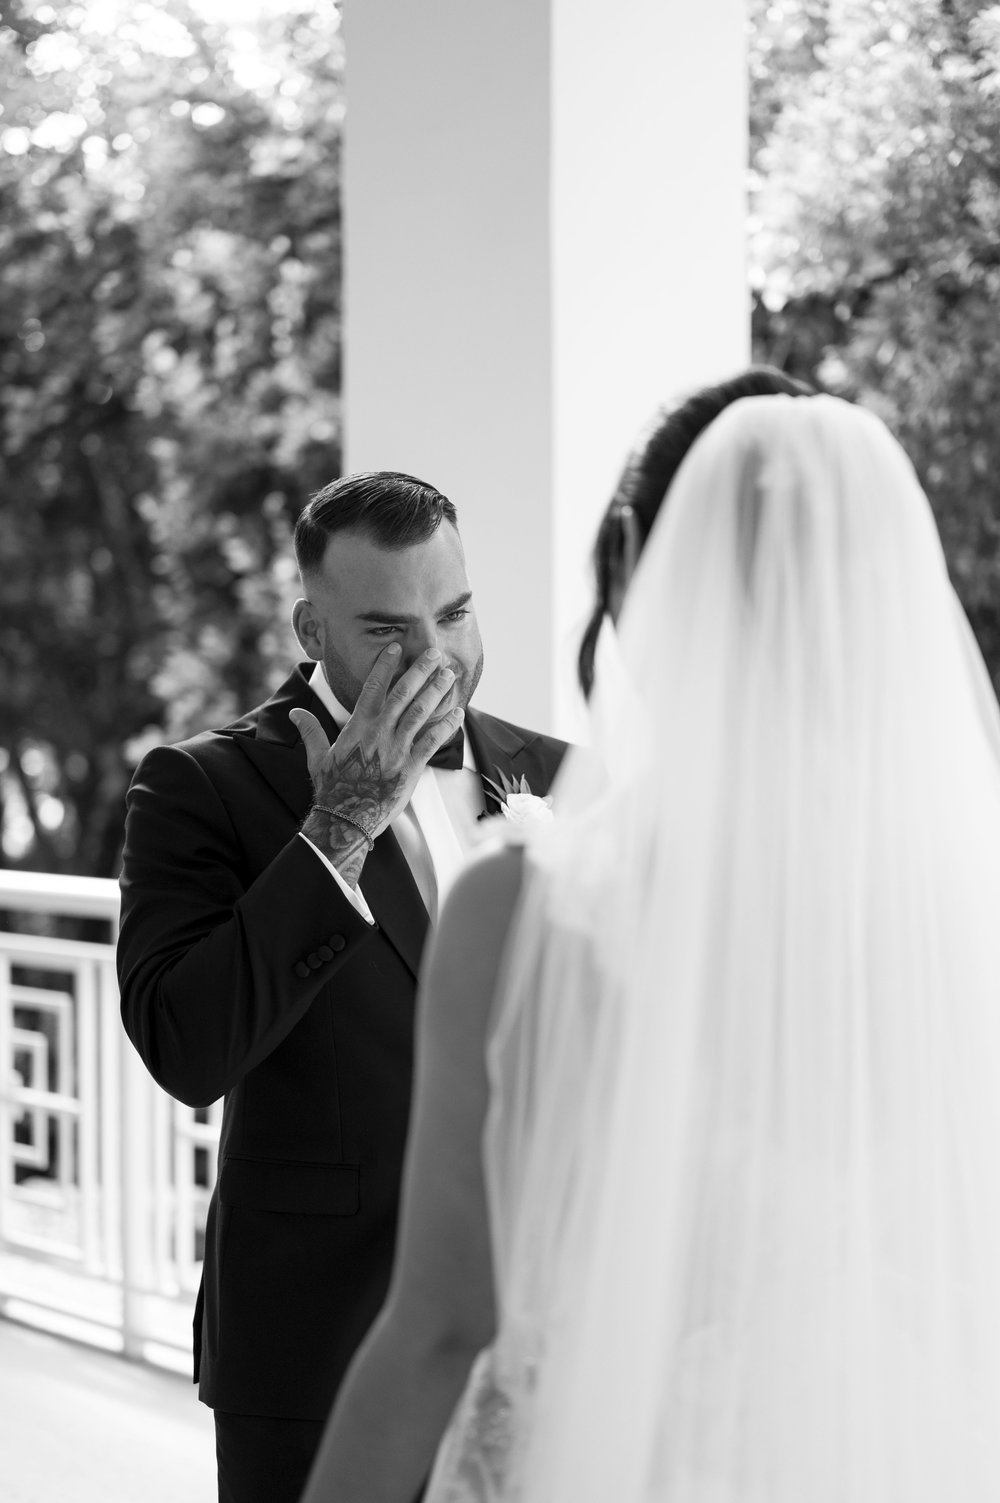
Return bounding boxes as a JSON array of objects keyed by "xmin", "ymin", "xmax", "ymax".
[{"xmin": 481, "ymin": 395, "xmax": 1000, "ymax": 1500}]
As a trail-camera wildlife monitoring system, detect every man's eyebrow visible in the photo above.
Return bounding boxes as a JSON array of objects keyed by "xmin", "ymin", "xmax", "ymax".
[{"xmin": 355, "ymin": 591, "xmax": 473, "ymax": 626}]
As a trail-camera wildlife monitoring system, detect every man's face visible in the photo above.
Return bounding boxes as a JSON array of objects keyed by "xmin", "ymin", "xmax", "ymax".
[{"xmin": 294, "ymin": 523, "xmax": 484, "ymax": 719}]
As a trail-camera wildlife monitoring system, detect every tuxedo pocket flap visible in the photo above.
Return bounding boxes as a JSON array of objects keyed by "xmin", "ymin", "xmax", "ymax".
[{"xmin": 219, "ymin": 1156, "xmax": 360, "ymax": 1215}]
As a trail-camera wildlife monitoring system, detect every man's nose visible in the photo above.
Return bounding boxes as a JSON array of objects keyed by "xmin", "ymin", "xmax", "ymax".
[{"xmin": 405, "ymin": 624, "xmax": 441, "ymax": 666}]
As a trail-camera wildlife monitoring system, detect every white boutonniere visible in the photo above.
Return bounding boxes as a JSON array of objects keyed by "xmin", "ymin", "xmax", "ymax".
[{"xmin": 482, "ymin": 771, "xmax": 555, "ymax": 832}]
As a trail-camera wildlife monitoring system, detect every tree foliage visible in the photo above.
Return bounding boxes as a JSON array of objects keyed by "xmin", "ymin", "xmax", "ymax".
[
  {"xmin": 3, "ymin": 0, "xmax": 999, "ymax": 875},
  {"xmin": 749, "ymin": 0, "xmax": 1000, "ymax": 695},
  {"xmin": 0, "ymin": 0, "xmax": 343, "ymax": 874}
]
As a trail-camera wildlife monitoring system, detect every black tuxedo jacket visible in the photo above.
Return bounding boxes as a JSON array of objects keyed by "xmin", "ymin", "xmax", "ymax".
[{"xmin": 117, "ymin": 663, "xmax": 567, "ymax": 1419}]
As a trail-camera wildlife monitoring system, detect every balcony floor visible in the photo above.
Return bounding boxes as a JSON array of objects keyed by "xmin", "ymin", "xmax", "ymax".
[{"xmin": 1, "ymin": 1315, "xmax": 216, "ymax": 1502}]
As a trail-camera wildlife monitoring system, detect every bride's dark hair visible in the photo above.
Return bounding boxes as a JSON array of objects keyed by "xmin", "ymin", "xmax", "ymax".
[{"xmin": 577, "ymin": 365, "xmax": 816, "ymax": 698}]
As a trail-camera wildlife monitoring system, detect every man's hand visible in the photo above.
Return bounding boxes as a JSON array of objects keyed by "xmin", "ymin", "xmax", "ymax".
[{"xmin": 290, "ymin": 646, "xmax": 464, "ymax": 865}]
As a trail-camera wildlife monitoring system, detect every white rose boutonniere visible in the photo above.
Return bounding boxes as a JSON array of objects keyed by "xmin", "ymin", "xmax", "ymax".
[{"xmin": 482, "ymin": 771, "xmax": 555, "ymax": 837}]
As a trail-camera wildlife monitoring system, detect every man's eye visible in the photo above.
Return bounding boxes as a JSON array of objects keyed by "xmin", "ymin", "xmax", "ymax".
[
  {"xmin": 368, "ymin": 626, "xmax": 400, "ymax": 637},
  {"xmin": 442, "ymin": 609, "xmax": 469, "ymax": 625}
]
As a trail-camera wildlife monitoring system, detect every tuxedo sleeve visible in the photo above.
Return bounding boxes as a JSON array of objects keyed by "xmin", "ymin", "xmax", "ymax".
[
  {"xmin": 117, "ymin": 742, "xmax": 377, "ymax": 1109},
  {"xmin": 297, "ymin": 833, "xmax": 376, "ymax": 924}
]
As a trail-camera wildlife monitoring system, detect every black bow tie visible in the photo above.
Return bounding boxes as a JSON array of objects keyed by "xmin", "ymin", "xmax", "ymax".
[{"xmin": 428, "ymin": 729, "xmax": 465, "ymax": 772}]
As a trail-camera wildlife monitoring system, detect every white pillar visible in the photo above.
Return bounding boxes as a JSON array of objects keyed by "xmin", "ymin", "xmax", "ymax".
[{"xmin": 344, "ymin": 1, "xmax": 749, "ymax": 737}]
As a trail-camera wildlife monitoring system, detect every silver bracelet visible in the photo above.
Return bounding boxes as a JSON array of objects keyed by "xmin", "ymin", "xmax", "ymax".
[{"xmin": 312, "ymin": 804, "xmax": 376, "ymax": 853}]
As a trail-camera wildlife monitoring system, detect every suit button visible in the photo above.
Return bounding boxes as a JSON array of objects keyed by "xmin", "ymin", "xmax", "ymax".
[
  {"xmin": 329, "ymin": 934, "xmax": 346, "ymax": 952},
  {"xmin": 294, "ymin": 961, "xmax": 311, "ymax": 979},
  {"xmin": 317, "ymin": 945, "xmax": 334, "ymax": 962},
  {"xmin": 306, "ymin": 951, "xmax": 322, "ymax": 969}
]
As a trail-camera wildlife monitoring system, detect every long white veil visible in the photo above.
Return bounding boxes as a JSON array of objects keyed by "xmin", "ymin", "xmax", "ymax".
[{"xmin": 436, "ymin": 394, "xmax": 1000, "ymax": 1502}]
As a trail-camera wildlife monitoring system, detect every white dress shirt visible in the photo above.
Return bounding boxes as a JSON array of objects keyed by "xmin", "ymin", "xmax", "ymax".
[{"xmin": 297, "ymin": 662, "xmax": 484, "ymax": 924}]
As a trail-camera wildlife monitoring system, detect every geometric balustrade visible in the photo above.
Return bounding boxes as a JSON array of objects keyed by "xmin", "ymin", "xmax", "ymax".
[{"xmin": 0, "ymin": 871, "xmax": 221, "ymax": 1369}]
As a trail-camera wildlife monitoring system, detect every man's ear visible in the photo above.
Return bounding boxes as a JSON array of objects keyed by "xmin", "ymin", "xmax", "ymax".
[{"xmin": 291, "ymin": 597, "xmax": 323, "ymax": 661}]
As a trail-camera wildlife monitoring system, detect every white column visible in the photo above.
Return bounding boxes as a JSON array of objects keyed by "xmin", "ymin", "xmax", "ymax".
[{"xmin": 344, "ymin": 1, "xmax": 748, "ymax": 737}]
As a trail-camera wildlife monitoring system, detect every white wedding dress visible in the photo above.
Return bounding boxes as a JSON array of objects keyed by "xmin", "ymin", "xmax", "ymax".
[{"xmin": 424, "ymin": 395, "xmax": 1000, "ymax": 1502}]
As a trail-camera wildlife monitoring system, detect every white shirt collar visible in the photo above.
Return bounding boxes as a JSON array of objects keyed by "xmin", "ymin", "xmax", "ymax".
[{"xmin": 306, "ymin": 661, "xmax": 473, "ymax": 770}]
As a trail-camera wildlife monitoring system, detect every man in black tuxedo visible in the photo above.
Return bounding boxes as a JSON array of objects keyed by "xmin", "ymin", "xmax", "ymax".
[{"xmin": 117, "ymin": 471, "xmax": 567, "ymax": 1503}]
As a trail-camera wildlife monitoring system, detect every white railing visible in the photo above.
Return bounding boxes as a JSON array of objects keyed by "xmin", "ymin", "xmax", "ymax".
[{"xmin": 0, "ymin": 870, "xmax": 221, "ymax": 1371}]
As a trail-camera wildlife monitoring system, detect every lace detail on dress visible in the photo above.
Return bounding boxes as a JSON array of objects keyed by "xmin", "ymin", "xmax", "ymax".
[{"xmin": 425, "ymin": 1346, "xmax": 531, "ymax": 1503}]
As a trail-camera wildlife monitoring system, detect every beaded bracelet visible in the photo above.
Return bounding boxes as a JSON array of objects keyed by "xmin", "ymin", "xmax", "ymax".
[{"xmin": 313, "ymin": 804, "xmax": 376, "ymax": 853}]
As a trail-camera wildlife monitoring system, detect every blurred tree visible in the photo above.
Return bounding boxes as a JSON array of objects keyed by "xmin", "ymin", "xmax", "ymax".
[
  {"xmin": 0, "ymin": 0, "xmax": 343, "ymax": 875},
  {"xmin": 6, "ymin": 0, "xmax": 999, "ymax": 876},
  {"xmin": 749, "ymin": 0, "xmax": 1000, "ymax": 695}
]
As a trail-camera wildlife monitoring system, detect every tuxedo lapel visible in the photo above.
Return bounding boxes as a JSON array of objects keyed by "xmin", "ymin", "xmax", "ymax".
[
  {"xmin": 235, "ymin": 664, "xmax": 327, "ymax": 823},
  {"xmin": 466, "ymin": 709, "xmax": 543, "ymax": 815},
  {"xmin": 234, "ymin": 664, "xmax": 429, "ymax": 978},
  {"xmin": 357, "ymin": 836, "xmax": 430, "ymax": 976}
]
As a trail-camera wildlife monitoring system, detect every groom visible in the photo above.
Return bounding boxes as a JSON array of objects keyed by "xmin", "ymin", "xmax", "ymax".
[{"xmin": 117, "ymin": 471, "xmax": 567, "ymax": 1503}]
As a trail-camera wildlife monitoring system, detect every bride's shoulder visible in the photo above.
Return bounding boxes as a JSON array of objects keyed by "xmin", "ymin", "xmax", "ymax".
[
  {"xmin": 417, "ymin": 846, "xmax": 527, "ymax": 1055},
  {"xmin": 441, "ymin": 841, "xmax": 525, "ymax": 939},
  {"xmin": 431, "ymin": 843, "xmax": 526, "ymax": 985}
]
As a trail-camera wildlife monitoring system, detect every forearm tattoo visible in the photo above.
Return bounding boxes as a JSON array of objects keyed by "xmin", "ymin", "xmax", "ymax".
[
  {"xmin": 301, "ymin": 805, "xmax": 370, "ymax": 888},
  {"xmin": 301, "ymin": 743, "xmax": 407, "ymax": 885}
]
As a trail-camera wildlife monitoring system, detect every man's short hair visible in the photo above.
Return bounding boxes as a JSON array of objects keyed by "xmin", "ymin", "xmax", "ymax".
[{"xmin": 294, "ymin": 471, "xmax": 458, "ymax": 577}]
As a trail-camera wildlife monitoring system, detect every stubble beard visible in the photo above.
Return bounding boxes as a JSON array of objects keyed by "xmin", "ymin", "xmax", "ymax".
[{"xmin": 319, "ymin": 649, "xmax": 366, "ymax": 717}]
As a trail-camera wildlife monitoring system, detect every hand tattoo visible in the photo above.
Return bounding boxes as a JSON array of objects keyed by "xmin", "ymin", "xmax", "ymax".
[
  {"xmin": 301, "ymin": 742, "xmax": 408, "ymax": 886},
  {"xmin": 317, "ymin": 742, "xmax": 407, "ymax": 833}
]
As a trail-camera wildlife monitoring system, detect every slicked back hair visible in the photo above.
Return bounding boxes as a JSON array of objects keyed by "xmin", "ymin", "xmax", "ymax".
[
  {"xmin": 577, "ymin": 366, "xmax": 817, "ymax": 698},
  {"xmin": 294, "ymin": 470, "xmax": 458, "ymax": 578}
]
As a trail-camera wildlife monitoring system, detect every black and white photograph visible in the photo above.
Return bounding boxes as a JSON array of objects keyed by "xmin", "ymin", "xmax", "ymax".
[{"xmin": 2, "ymin": 2, "xmax": 1000, "ymax": 1500}]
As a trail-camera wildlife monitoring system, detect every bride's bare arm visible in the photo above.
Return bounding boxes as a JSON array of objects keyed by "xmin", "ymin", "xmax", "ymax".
[{"xmin": 300, "ymin": 842, "xmax": 525, "ymax": 1503}]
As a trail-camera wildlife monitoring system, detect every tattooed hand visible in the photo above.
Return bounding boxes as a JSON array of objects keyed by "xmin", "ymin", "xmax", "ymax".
[{"xmin": 290, "ymin": 645, "xmax": 465, "ymax": 885}]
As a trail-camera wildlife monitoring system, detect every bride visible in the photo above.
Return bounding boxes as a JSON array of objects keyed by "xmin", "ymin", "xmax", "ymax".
[{"xmin": 301, "ymin": 392, "xmax": 1000, "ymax": 1502}]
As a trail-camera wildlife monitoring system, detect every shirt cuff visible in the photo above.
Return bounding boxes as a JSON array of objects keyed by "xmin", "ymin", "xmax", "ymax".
[{"xmin": 297, "ymin": 832, "xmax": 376, "ymax": 926}]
